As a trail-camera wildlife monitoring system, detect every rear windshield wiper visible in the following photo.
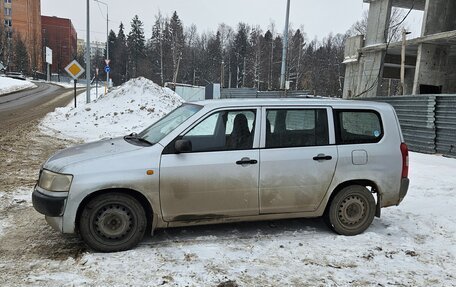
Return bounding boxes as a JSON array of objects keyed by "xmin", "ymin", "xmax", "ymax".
[{"xmin": 124, "ymin": 133, "xmax": 154, "ymax": 146}]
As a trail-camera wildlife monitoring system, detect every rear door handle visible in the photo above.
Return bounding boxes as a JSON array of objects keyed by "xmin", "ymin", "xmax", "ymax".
[
  {"xmin": 313, "ymin": 154, "xmax": 332, "ymax": 161},
  {"xmin": 236, "ymin": 157, "xmax": 258, "ymax": 165}
]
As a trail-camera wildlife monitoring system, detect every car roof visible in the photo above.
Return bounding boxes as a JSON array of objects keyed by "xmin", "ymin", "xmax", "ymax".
[{"xmin": 192, "ymin": 98, "xmax": 392, "ymax": 110}]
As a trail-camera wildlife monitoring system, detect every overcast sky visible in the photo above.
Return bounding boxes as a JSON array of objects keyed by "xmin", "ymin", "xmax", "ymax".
[
  {"xmin": 41, "ymin": 0, "xmax": 423, "ymax": 42},
  {"xmin": 41, "ymin": 0, "xmax": 366, "ymax": 41}
]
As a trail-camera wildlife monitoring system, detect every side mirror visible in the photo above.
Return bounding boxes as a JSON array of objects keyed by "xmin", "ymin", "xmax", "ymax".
[{"xmin": 175, "ymin": 139, "xmax": 192, "ymax": 153}]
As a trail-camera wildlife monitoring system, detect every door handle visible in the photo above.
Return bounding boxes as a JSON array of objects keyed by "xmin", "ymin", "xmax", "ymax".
[
  {"xmin": 313, "ymin": 154, "xmax": 332, "ymax": 161},
  {"xmin": 236, "ymin": 157, "xmax": 258, "ymax": 165}
]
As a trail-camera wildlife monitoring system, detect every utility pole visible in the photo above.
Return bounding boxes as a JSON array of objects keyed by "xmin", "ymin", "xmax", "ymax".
[
  {"xmin": 86, "ymin": 0, "xmax": 91, "ymax": 103},
  {"xmin": 280, "ymin": 0, "xmax": 291, "ymax": 90},
  {"xmin": 95, "ymin": 0, "xmax": 109, "ymax": 95},
  {"xmin": 400, "ymin": 28, "xmax": 411, "ymax": 95}
]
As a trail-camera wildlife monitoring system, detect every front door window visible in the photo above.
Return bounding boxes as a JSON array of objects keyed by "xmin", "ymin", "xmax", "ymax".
[{"xmin": 182, "ymin": 109, "xmax": 256, "ymax": 152}]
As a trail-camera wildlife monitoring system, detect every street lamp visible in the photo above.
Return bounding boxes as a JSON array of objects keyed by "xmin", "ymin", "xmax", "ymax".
[{"xmin": 94, "ymin": 0, "xmax": 109, "ymax": 95}]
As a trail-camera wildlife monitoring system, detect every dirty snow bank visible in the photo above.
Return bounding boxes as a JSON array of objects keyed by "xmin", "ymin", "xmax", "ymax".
[
  {"xmin": 39, "ymin": 77, "xmax": 184, "ymax": 142},
  {"xmin": 0, "ymin": 76, "xmax": 36, "ymax": 95}
]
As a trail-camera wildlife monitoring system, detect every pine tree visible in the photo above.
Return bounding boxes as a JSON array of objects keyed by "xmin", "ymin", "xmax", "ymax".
[
  {"xmin": 194, "ymin": 33, "xmax": 209, "ymax": 86},
  {"xmin": 272, "ymin": 35, "xmax": 283, "ymax": 90},
  {"xmin": 231, "ymin": 23, "xmax": 250, "ymax": 88},
  {"xmin": 127, "ymin": 15, "xmax": 146, "ymax": 78},
  {"xmin": 115, "ymin": 23, "xmax": 128, "ymax": 84},
  {"xmin": 169, "ymin": 11, "xmax": 185, "ymax": 85},
  {"xmin": 105, "ymin": 30, "xmax": 117, "ymax": 83},
  {"xmin": 0, "ymin": 26, "xmax": 6, "ymax": 68},
  {"xmin": 261, "ymin": 30, "xmax": 274, "ymax": 90},
  {"xmin": 13, "ymin": 36, "xmax": 29, "ymax": 73},
  {"xmin": 206, "ymin": 31, "xmax": 222, "ymax": 83}
]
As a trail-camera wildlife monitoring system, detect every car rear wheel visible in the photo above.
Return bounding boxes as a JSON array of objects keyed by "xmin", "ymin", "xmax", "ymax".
[
  {"xmin": 325, "ymin": 185, "xmax": 376, "ymax": 236},
  {"xmin": 79, "ymin": 192, "xmax": 147, "ymax": 252}
]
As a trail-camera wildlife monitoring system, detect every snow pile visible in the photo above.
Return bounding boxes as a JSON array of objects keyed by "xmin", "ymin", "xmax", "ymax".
[
  {"xmin": 0, "ymin": 76, "xmax": 36, "ymax": 95},
  {"xmin": 40, "ymin": 77, "xmax": 184, "ymax": 142}
]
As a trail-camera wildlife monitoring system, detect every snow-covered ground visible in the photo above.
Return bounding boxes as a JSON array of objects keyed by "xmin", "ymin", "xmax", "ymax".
[
  {"xmin": 1, "ymin": 77, "xmax": 453, "ymax": 285},
  {"xmin": 40, "ymin": 77, "xmax": 184, "ymax": 142},
  {"xmin": 0, "ymin": 152, "xmax": 454, "ymax": 286},
  {"xmin": 0, "ymin": 76, "xmax": 36, "ymax": 95}
]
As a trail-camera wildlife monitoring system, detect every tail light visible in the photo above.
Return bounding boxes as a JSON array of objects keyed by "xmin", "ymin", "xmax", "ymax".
[{"xmin": 400, "ymin": 143, "xmax": 409, "ymax": 178}]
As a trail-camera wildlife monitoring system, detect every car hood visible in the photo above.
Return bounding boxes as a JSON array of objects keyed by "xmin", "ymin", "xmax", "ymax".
[{"xmin": 44, "ymin": 137, "xmax": 144, "ymax": 172}]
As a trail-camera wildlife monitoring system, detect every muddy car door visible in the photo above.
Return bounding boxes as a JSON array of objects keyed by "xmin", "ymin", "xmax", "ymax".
[
  {"xmin": 159, "ymin": 108, "xmax": 261, "ymax": 222},
  {"xmin": 259, "ymin": 107, "xmax": 337, "ymax": 213}
]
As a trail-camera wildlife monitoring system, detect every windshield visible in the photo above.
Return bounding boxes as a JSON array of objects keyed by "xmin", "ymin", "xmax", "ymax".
[{"xmin": 138, "ymin": 104, "xmax": 202, "ymax": 144}]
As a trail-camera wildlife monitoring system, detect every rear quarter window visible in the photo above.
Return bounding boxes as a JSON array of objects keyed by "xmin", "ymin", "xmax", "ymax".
[{"xmin": 334, "ymin": 110, "xmax": 383, "ymax": 145}]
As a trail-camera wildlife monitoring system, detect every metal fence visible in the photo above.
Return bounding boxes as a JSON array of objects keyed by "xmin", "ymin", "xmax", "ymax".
[
  {"xmin": 221, "ymin": 88, "xmax": 311, "ymax": 99},
  {"xmin": 365, "ymin": 95, "xmax": 456, "ymax": 157},
  {"xmin": 436, "ymin": 96, "xmax": 456, "ymax": 156}
]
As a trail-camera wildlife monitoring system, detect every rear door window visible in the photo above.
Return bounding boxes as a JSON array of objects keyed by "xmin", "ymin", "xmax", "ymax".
[
  {"xmin": 265, "ymin": 109, "xmax": 329, "ymax": 148},
  {"xmin": 334, "ymin": 110, "xmax": 383, "ymax": 144}
]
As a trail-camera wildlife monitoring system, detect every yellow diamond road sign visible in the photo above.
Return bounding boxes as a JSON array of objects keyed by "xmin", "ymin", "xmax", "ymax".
[{"xmin": 64, "ymin": 60, "xmax": 85, "ymax": 80}]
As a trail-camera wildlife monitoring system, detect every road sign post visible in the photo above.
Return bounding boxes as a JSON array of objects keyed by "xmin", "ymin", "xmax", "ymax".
[
  {"xmin": 103, "ymin": 65, "xmax": 111, "ymax": 96},
  {"xmin": 74, "ymin": 79, "xmax": 77, "ymax": 108},
  {"xmin": 105, "ymin": 59, "xmax": 111, "ymax": 96},
  {"xmin": 64, "ymin": 60, "xmax": 85, "ymax": 108}
]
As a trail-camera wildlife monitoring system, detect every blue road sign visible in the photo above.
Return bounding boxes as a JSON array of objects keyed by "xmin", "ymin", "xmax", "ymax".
[{"xmin": 104, "ymin": 66, "xmax": 111, "ymax": 73}]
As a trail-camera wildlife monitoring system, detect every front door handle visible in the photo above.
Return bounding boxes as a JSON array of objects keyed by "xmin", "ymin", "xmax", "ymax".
[
  {"xmin": 236, "ymin": 157, "xmax": 258, "ymax": 165},
  {"xmin": 313, "ymin": 154, "xmax": 332, "ymax": 161}
]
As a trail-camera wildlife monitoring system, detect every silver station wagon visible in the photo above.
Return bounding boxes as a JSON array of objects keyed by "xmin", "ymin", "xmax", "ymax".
[{"xmin": 33, "ymin": 99, "xmax": 410, "ymax": 252}]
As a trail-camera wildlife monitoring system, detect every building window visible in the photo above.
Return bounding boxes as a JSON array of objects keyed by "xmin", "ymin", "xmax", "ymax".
[
  {"xmin": 4, "ymin": 8, "xmax": 12, "ymax": 16},
  {"xmin": 4, "ymin": 19, "xmax": 12, "ymax": 27}
]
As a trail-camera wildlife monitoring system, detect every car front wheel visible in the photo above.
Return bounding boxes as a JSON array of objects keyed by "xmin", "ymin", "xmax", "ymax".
[{"xmin": 79, "ymin": 192, "xmax": 147, "ymax": 252}]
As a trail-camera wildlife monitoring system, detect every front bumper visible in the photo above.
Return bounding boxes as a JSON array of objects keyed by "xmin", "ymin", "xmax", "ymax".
[{"xmin": 32, "ymin": 186, "xmax": 67, "ymax": 217}]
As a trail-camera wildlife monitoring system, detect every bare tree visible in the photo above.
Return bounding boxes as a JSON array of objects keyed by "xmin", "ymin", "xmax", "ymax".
[{"xmin": 347, "ymin": 8, "xmax": 407, "ymax": 42}]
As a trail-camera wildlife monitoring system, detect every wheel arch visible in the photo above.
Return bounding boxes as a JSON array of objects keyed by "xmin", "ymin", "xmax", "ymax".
[
  {"xmin": 325, "ymin": 179, "xmax": 382, "ymax": 218},
  {"xmin": 75, "ymin": 188, "xmax": 155, "ymax": 234}
]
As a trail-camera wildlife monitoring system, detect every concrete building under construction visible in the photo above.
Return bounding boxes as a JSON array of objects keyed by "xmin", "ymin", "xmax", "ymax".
[{"xmin": 343, "ymin": 0, "xmax": 456, "ymax": 98}]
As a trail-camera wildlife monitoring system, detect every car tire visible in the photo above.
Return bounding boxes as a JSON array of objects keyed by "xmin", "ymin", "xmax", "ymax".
[
  {"xmin": 325, "ymin": 185, "xmax": 376, "ymax": 236},
  {"xmin": 79, "ymin": 192, "xmax": 147, "ymax": 252}
]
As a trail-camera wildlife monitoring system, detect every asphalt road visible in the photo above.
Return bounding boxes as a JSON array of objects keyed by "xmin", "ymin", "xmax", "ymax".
[{"xmin": 0, "ymin": 82, "xmax": 84, "ymax": 131}]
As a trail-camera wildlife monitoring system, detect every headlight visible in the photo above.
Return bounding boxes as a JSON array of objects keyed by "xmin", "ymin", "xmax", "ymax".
[{"xmin": 38, "ymin": 169, "xmax": 73, "ymax": 192}]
